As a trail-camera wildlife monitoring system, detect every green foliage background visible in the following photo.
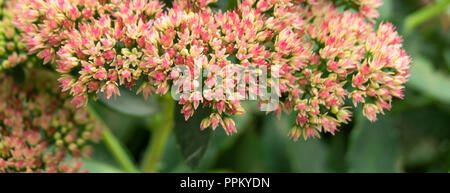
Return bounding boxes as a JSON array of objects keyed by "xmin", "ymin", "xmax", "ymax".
[{"xmin": 83, "ymin": 0, "xmax": 450, "ymax": 173}]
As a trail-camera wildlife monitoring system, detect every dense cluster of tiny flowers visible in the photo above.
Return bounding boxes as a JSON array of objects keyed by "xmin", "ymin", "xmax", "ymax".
[
  {"xmin": 282, "ymin": 0, "xmax": 410, "ymax": 139},
  {"xmin": 0, "ymin": 69, "xmax": 102, "ymax": 172},
  {"xmin": 12, "ymin": 0, "xmax": 410, "ymax": 140},
  {"xmin": 0, "ymin": 0, "xmax": 34, "ymax": 71}
]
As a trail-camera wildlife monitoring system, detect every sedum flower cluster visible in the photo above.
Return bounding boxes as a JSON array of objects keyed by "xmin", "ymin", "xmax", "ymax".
[
  {"xmin": 0, "ymin": 69, "xmax": 102, "ymax": 173},
  {"xmin": 12, "ymin": 0, "xmax": 410, "ymax": 140},
  {"xmin": 0, "ymin": 0, "xmax": 34, "ymax": 71}
]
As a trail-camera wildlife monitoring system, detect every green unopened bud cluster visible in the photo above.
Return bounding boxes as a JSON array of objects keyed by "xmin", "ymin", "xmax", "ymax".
[
  {"xmin": 0, "ymin": 69, "xmax": 103, "ymax": 172},
  {"xmin": 0, "ymin": 0, "xmax": 29, "ymax": 71}
]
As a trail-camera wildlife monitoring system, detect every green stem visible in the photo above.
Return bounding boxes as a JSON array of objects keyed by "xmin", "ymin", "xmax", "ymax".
[
  {"xmin": 140, "ymin": 95, "xmax": 175, "ymax": 172},
  {"xmin": 87, "ymin": 103, "xmax": 140, "ymax": 173},
  {"xmin": 404, "ymin": 0, "xmax": 450, "ymax": 33}
]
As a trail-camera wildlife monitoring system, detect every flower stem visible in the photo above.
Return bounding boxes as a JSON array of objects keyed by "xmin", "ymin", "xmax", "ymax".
[
  {"xmin": 87, "ymin": 103, "xmax": 140, "ymax": 173},
  {"xmin": 141, "ymin": 94, "xmax": 175, "ymax": 172},
  {"xmin": 404, "ymin": 0, "xmax": 450, "ymax": 33}
]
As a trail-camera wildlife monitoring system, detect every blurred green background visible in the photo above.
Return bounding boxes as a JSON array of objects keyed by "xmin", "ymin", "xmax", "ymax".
[{"xmin": 83, "ymin": 0, "xmax": 450, "ymax": 173}]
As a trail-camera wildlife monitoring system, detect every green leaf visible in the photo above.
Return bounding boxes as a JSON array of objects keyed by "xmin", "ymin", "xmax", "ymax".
[
  {"xmin": 88, "ymin": 100, "xmax": 143, "ymax": 141},
  {"xmin": 226, "ymin": 0, "xmax": 238, "ymax": 10},
  {"xmin": 408, "ymin": 56, "xmax": 450, "ymax": 104},
  {"xmin": 214, "ymin": 128, "xmax": 265, "ymax": 172},
  {"xmin": 162, "ymin": 102, "xmax": 256, "ymax": 172},
  {"xmin": 287, "ymin": 138, "xmax": 330, "ymax": 172},
  {"xmin": 259, "ymin": 113, "xmax": 330, "ymax": 172},
  {"xmin": 196, "ymin": 119, "xmax": 244, "ymax": 171},
  {"xmin": 97, "ymin": 86, "xmax": 158, "ymax": 117},
  {"xmin": 210, "ymin": 112, "xmax": 292, "ymax": 172},
  {"xmin": 173, "ymin": 104, "xmax": 212, "ymax": 169},
  {"xmin": 196, "ymin": 102, "xmax": 256, "ymax": 171},
  {"xmin": 213, "ymin": 0, "xmax": 227, "ymax": 11},
  {"xmin": 259, "ymin": 115, "xmax": 292, "ymax": 172},
  {"xmin": 159, "ymin": 134, "xmax": 189, "ymax": 172},
  {"xmin": 378, "ymin": 0, "xmax": 393, "ymax": 21},
  {"xmin": 325, "ymin": 133, "xmax": 349, "ymax": 172},
  {"xmin": 87, "ymin": 103, "xmax": 141, "ymax": 173},
  {"xmin": 10, "ymin": 66, "xmax": 25, "ymax": 86},
  {"xmin": 392, "ymin": 106, "xmax": 450, "ymax": 172},
  {"xmin": 404, "ymin": 0, "xmax": 450, "ymax": 33},
  {"xmin": 444, "ymin": 48, "xmax": 450, "ymax": 69},
  {"xmin": 347, "ymin": 114, "xmax": 402, "ymax": 172},
  {"xmin": 82, "ymin": 159, "xmax": 124, "ymax": 173},
  {"xmin": 210, "ymin": 0, "xmax": 237, "ymax": 11}
]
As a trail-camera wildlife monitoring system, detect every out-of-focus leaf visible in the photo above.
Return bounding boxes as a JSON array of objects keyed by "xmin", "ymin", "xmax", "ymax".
[
  {"xmin": 163, "ymin": 102, "xmax": 257, "ymax": 172},
  {"xmin": 403, "ymin": 139, "xmax": 438, "ymax": 167},
  {"xmin": 260, "ymin": 115, "xmax": 292, "ymax": 172},
  {"xmin": 10, "ymin": 66, "xmax": 25, "ymax": 86},
  {"xmin": 404, "ymin": 0, "xmax": 450, "ymax": 33},
  {"xmin": 226, "ymin": 0, "xmax": 238, "ymax": 10},
  {"xmin": 325, "ymin": 132, "xmax": 348, "ymax": 172},
  {"xmin": 378, "ymin": 0, "xmax": 393, "ymax": 20},
  {"xmin": 287, "ymin": 138, "xmax": 330, "ymax": 172},
  {"xmin": 444, "ymin": 48, "xmax": 450, "ymax": 69},
  {"xmin": 197, "ymin": 102, "xmax": 256, "ymax": 171},
  {"xmin": 408, "ymin": 56, "xmax": 450, "ymax": 104},
  {"xmin": 394, "ymin": 106, "xmax": 450, "ymax": 141},
  {"xmin": 213, "ymin": 112, "xmax": 331, "ymax": 172},
  {"xmin": 171, "ymin": 162, "xmax": 193, "ymax": 173},
  {"xmin": 97, "ymin": 86, "xmax": 158, "ymax": 117},
  {"xmin": 85, "ymin": 142, "xmax": 123, "ymax": 168},
  {"xmin": 82, "ymin": 159, "xmax": 124, "ymax": 173},
  {"xmin": 173, "ymin": 104, "xmax": 212, "ymax": 169},
  {"xmin": 260, "ymin": 113, "xmax": 329, "ymax": 172},
  {"xmin": 211, "ymin": 0, "xmax": 237, "ymax": 11},
  {"xmin": 79, "ymin": 139, "xmax": 127, "ymax": 173},
  {"xmin": 213, "ymin": 0, "xmax": 227, "ymax": 11},
  {"xmin": 159, "ymin": 134, "xmax": 187, "ymax": 172},
  {"xmin": 196, "ymin": 120, "xmax": 244, "ymax": 171},
  {"xmin": 212, "ymin": 127, "xmax": 264, "ymax": 172},
  {"xmin": 347, "ymin": 114, "xmax": 402, "ymax": 173},
  {"xmin": 88, "ymin": 101, "xmax": 143, "ymax": 141},
  {"xmin": 392, "ymin": 106, "xmax": 450, "ymax": 172}
]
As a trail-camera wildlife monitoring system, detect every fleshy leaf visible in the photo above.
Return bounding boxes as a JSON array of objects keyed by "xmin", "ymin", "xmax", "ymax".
[
  {"xmin": 347, "ymin": 114, "xmax": 402, "ymax": 172},
  {"xmin": 173, "ymin": 104, "xmax": 212, "ymax": 169},
  {"xmin": 82, "ymin": 159, "xmax": 124, "ymax": 173},
  {"xmin": 97, "ymin": 86, "xmax": 158, "ymax": 117},
  {"xmin": 408, "ymin": 56, "xmax": 450, "ymax": 104}
]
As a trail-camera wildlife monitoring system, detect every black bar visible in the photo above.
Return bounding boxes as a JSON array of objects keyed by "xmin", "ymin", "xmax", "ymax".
[{"xmin": 0, "ymin": 173, "xmax": 447, "ymax": 192}]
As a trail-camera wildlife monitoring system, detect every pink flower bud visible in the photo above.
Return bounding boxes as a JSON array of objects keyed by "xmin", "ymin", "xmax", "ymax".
[
  {"xmin": 200, "ymin": 117, "xmax": 211, "ymax": 130},
  {"xmin": 94, "ymin": 68, "xmax": 107, "ymax": 80},
  {"xmin": 104, "ymin": 82, "xmax": 120, "ymax": 99},
  {"xmin": 363, "ymin": 104, "xmax": 379, "ymax": 122}
]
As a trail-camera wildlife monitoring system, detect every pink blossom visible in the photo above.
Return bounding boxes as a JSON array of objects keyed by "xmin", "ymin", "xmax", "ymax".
[
  {"xmin": 0, "ymin": 69, "xmax": 102, "ymax": 173},
  {"xmin": 11, "ymin": 0, "xmax": 410, "ymax": 140}
]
